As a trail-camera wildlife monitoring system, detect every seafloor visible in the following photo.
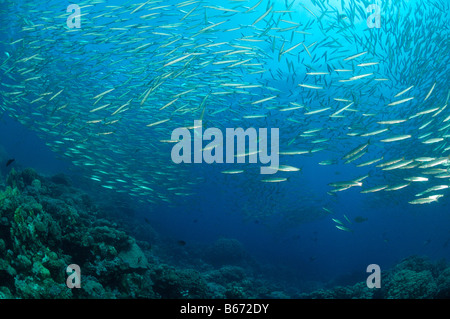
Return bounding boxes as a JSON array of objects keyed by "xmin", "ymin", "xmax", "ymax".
[{"xmin": 0, "ymin": 167, "xmax": 449, "ymax": 299}]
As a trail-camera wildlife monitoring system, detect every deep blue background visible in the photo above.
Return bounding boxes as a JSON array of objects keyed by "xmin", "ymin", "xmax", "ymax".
[{"xmin": 1, "ymin": 0, "xmax": 449, "ymax": 286}]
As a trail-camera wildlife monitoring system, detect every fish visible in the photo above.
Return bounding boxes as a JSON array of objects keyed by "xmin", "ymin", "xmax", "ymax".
[
  {"xmin": 279, "ymin": 105, "xmax": 304, "ymax": 112},
  {"xmin": 245, "ymin": 0, "xmax": 263, "ymax": 13},
  {"xmin": 278, "ymin": 150, "xmax": 310, "ymax": 155},
  {"xmin": 424, "ymin": 82, "xmax": 436, "ymax": 101},
  {"xmin": 385, "ymin": 183, "xmax": 411, "ymax": 192},
  {"xmin": 414, "ymin": 157, "xmax": 436, "ymax": 162},
  {"xmin": 357, "ymin": 62, "xmax": 379, "ymax": 67},
  {"xmin": 277, "ymin": 165, "xmax": 301, "ymax": 172},
  {"xmin": 159, "ymin": 98, "xmax": 179, "ymax": 111},
  {"xmin": 418, "ymin": 157, "xmax": 449, "ymax": 168},
  {"xmin": 298, "ymin": 84, "xmax": 323, "ymax": 90},
  {"xmin": 330, "ymin": 102, "xmax": 354, "ymax": 117},
  {"xmin": 380, "ymin": 135, "xmax": 412, "ymax": 143},
  {"xmin": 251, "ymin": 95, "xmax": 277, "ymax": 105},
  {"xmin": 177, "ymin": 240, "xmax": 187, "ymax": 246},
  {"xmin": 130, "ymin": 1, "xmax": 151, "ymax": 14},
  {"xmin": 394, "ymin": 86, "xmax": 414, "ymax": 98},
  {"xmin": 387, "ymin": 97, "xmax": 415, "ymax": 106},
  {"xmin": 305, "ymin": 107, "xmax": 330, "ymax": 115},
  {"xmin": 421, "ymin": 138, "xmax": 444, "ymax": 144},
  {"xmin": 344, "ymin": 150, "xmax": 367, "ymax": 164},
  {"xmin": 415, "ymin": 185, "xmax": 449, "ymax": 196},
  {"xmin": 404, "ymin": 176, "xmax": 429, "ymax": 182},
  {"xmin": 354, "ymin": 216, "xmax": 368, "ymax": 223},
  {"xmin": 382, "ymin": 160, "xmax": 414, "ymax": 171},
  {"xmin": 302, "ymin": 43, "xmax": 312, "ymax": 58},
  {"xmin": 360, "ymin": 129, "xmax": 389, "ymax": 137},
  {"xmin": 348, "ymin": 73, "xmax": 373, "ymax": 81},
  {"xmin": 306, "ymin": 72, "xmax": 329, "ymax": 76},
  {"xmin": 261, "ymin": 177, "xmax": 288, "ymax": 183},
  {"xmin": 361, "ymin": 185, "xmax": 389, "ymax": 193},
  {"xmin": 163, "ymin": 53, "xmax": 192, "ymax": 68},
  {"xmin": 146, "ymin": 118, "xmax": 171, "ymax": 127},
  {"xmin": 48, "ymin": 89, "xmax": 64, "ymax": 101},
  {"xmin": 343, "ymin": 51, "xmax": 367, "ymax": 61},
  {"xmin": 342, "ymin": 141, "xmax": 369, "ymax": 160},
  {"xmin": 90, "ymin": 104, "xmax": 111, "ymax": 113},
  {"xmin": 356, "ymin": 157, "xmax": 384, "ymax": 167},
  {"xmin": 329, "ymin": 180, "xmax": 363, "ymax": 188},
  {"xmin": 252, "ymin": 5, "xmax": 273, "ymax": 26},
  {"xmin": 409, "ymin": 195, "xmax": 443, "ymax": 205},
  {"xmin": 221, "ymin": 169, "xmax": 245, "ymax": 174},
  {"xmin": 377, "ymin": 119, "xmax": 408, "ymax": 125},
  {"xmin": 0, "ymin": 0, "xmax": 447, "ymax": 215},
  {"xmin": 319, "ymin": 160, "xmax": 336, "ymax": 165},
  {"xmin": 335, "ymin": 225, "xmax": 353, "ymax": 232},
  {"xmin": 282, "ymin": 42, "xmax": 303, "ymax": 56},
  {"xmin": 6, "ymin": 159, "xmax": 15, "ymax": 167},
  {"xmin": 93, "ymin": 88, "xmax": 115, "ymax": 100}
]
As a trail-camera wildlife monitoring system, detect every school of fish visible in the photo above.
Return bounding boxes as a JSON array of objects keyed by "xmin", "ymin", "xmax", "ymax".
[{"xmin": 0, "ymin": 0, "xmax": 449, "ymax": 229}]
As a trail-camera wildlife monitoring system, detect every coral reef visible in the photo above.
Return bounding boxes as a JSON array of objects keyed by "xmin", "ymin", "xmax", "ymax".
[
  {"xmin": 0, "ymin": 168, "xmax": 285, "ymax": 299},
  {"xmin": 0, "ymin": 168, "xmax": 449, "ymax": 299},
  {"xmin": 299, "ymin": 256, "xmax": 450, "ymax": 299},
  {"xmin": 0, "ymin": 168, "xmax": 155, "ymax": 298},
  {"xmin": 381, "ymin": 255, "xmax": 446, "ymax": 299},
  {"xmin": 151, "ymin": 266, "xmax": 208, "ymax": 298}
]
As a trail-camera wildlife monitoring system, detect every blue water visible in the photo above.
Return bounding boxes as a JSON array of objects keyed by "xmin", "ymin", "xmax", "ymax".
[
  {"xmin": 3, "ymin": 112, "xmax": 449, "ymax": 285},
  {"xmin": 1, "ymin": 0, "xmax": 449, "ymax": 296}
]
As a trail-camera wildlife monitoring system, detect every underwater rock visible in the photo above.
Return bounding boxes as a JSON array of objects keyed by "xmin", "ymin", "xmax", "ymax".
[
  {"xmin": 151, "ymin": 265, "xmax": 209, "ymax": 299},
  {"xmin": 0, "ymin": 258, "xmax": 17, "ymax": 277},
  {"xmin": 90, "ymin": 225, "xmax": 131, "ymax": 252},
  {"xmin": 50, "ymin": 173, "xmax": 71, "ymax": 186},
  {"xmin": 265, "ymin": 290, "xmax": 291, "ymax": 299},
  {"xmin": 205, "ymin": 265, "xmax": 247, "ymax": 284},
  {"xmin": 79, "ymin": 277, "xmax": 106, "ymax": 299},
  {"xmin": 31, "ymin": 179, "xmax": 41, "ymax": 192},
  {"xmin": 118, "ymin": 240, "xmax": 148, "ymax": 269},
  {"xmin": 380, "ymin": 255, "xmax": 444, "ymax": 299},
  {"xmin": 298, "ymin": 255, "xmax": 448, "ymax": 299},
  {"xmin": 118, "ymin": 272, "xmax": 156, "ymax": 298},
  {"xmin": 14, "ymin": 254, "xmax": 32, "ymax": 271},
  {"xmin": 204, "ymin": 238, "xmax": 248, "ymax": 267},
  {"xmin": 33, "ymin": 220, "xmax": 46, "ymax": 233},
  {"xmin": 0, "ymin": 286, "xmax": 13, "ymax": 299},
  {"xmin": 384, "ymin": 269, "xmax": 437, "ymax": 299},
  {"xmin": 32, "ymin": 261, "xmax": 51, "ymax": 280},
  {"xmin": 435, "ymin": 267, "xmax": 450, "ymax": 298},
  {"xmin": 0, "ymin": 168, "xmax": 158, "ymax": 298},
  {"xmin": 392, "ymin": 255, "xmax": 436, "ymax": 274},
  {"xmin": 299, "ymin": 281, "xmax": 375, "ymax": 299},
  {"xmin": 14, "ymin": 276, "xmax": 73, "ymax": 299},
  {"xmin": 6, "ymin": 168, "xmax": 40, "ymax": 191},
  {"xmin": 0, "ymin": 239, "xmax": 5, "ymax": 255},
  {"xmin": 224, "ymin": 285, "xmax": 247, "ymax": 299}
]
